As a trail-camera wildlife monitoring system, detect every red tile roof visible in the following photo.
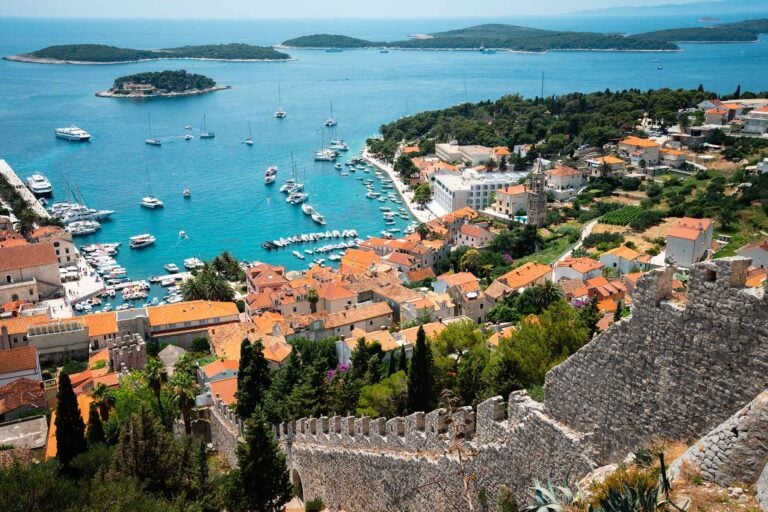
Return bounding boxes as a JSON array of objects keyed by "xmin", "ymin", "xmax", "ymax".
[
  {"xmin": 0, "ymin": 347, "xmax": 38, "ymax": 375},
  {"xmin": 209, "ymin": 376, "xmax": 238, "ymax": 406},
  {"xmin": 0, "ymin": 244, "xmax": 57, "ymax": 272},
  {"xmin": 406, "ymin": 267, "xmax": 436, "ymax": 283},
  {"xmin": 202, "ymin": 359, "xmax": 239, "ymax": 379},
  {"xmin": 547, "ymin": 164, "xmax": 581, "ymax": 177},
  {"xmin": 498, "ymin": 262, "xmax": 552, "ymax": 290},
  {"xmin": 0, "ymin": 378, "xmax": 46, "ymax": 416},
  {"xmin": 459, "ymin": 223, "xmax": 488, "ymax": 239}
]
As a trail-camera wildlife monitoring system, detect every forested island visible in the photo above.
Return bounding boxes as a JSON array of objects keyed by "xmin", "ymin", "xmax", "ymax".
[
  {"xmin": 282, "ymin": 18, "xmax": 768, "ymax": 52},
  {"xmin": 4, "ymin": 43, "xmax": 291, "ymax": 64},
  {"xmin": 96, "ymin": 70, "xmax": 228, "ymax": 98}
]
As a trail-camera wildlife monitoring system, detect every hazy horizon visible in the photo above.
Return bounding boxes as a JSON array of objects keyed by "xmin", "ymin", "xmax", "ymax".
[{"xmin": 0, "ymin": 0, "xmax": 713, "ymax": 19}]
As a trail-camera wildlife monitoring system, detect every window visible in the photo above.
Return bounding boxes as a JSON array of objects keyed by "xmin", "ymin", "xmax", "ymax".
[
  {"xmin": 53, "ymin": 241, "xmax": 60, "ymax": 247},
  {"xmin": 350, "ymin": 325, "xmax": 354, "ymax": 332},
  {"xmin": 369, "ymin": 320, "xmax": 373, "ymax": 325},
  {"xmin": 11, "ymin": 294, "xmax": 18, "ymax": 301},
  {"xmin": 5, "ymin": 276, "xmax": 10, "ymax": 283}
]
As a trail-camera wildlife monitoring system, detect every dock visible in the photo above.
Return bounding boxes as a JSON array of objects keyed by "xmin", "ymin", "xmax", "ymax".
[{"xmin": 0, "ymin": 159, "xmax": 50, "ymax": 219}]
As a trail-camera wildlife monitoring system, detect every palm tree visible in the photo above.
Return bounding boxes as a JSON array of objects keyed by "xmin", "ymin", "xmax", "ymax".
[
  {"xmin": 171, "ymin": 373, "xmax": 198, "ymax": 435},
  {"xmin": 307, "ymin": 288, "xmax": 319, "ymax": 314},
  {"xmin": 92, "ymin": 382, "xmax": 115, "ymax": 421},
  {"xmin": 459, "ymin": 249, "xmax": 481, "ymax": 275},
  {"xmin": 144, "ymin": 358, "xmax": 167, "ymax": 426},
  {"xmin": 536, "ymin": 280, "xmax": 564, "ymax": 311},
  {"xmin": 416, "ymin": 223, "xmax": 430, "ymax": 241}
]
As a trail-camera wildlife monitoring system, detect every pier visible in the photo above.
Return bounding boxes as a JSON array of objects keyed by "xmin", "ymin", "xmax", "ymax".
[{"xmin": 0, "ymin": 159, "xmax": 50, "ymax": 219}]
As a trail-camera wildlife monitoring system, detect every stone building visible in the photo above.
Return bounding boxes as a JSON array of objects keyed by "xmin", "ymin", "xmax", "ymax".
[
  {"xmin": 526, "ymin": 158, "xmax": 547, "ymax": 227},
  {"xmin": 108, "ymin": 333, "xmax": 147, "ymax": 373}
]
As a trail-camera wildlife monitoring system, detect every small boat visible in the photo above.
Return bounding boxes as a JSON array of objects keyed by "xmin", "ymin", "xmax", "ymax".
[
  {"xmin": 184, "ymin": 257, "xmax": 204, "ymax": 270},
  {"xmin": 182, "ymin": 188, "xmax": 191, "ymax": 198},
  {"xmin": 265, "ymin": 165, "xmax": 278, "ymax": 185},
  {"xmin": 329, "ymin": 139, "xmax": 349, "ymax": 152},
  {"xmin": 140, "ymin": 196, "xmax": 164, "ymax": 209},
  {"xmin": 129, "ymin": 234, "xmax": 156, "ymax": 249},
  {"xmin": 279, "ymin": 179, "xmax": 295, "ymax": 193},
  {"xmin": 292, "ymin": 250, "xmax": 305, "ymax": 260},
  {"xmin": 26, "ymin": 174, "xmax": 53, "ymax": 196},
  {"xmin": 325, "ymin": 48, "xmax": 343, "ymax": 53},
  {"xmin": 324, "ymin": 101, "xmax": 337, "ymax": 127},
  {"xmin": 200, "ymin": 114, "xmax": 215, "ymax": 139},
  {"xmin": 55, "ymin": 125, "xmax": 91, "ymax": 142},
  {"xmin": 314, "ymin": 148, "xmax": 337, "ymax": 161},
  {"xmin": 244, "ymin": 122, "xmax": 254, "ymax": 146},
  {"xmin": 164, "ymin": 263, "xmax": 180, "ymax": 273},
  {"xmin": 145, "ymin": 113, "xmax": 161, "ymax": 146},
  {"xmin": 184, "ymin": 134, "xmax": 193, "ymax": 141},
  {"xmin": 274, "ymin": 85, "xmax": 287, "ymax": 118},
  {"xmin": 179, "ymin": 230, "xmax": 187, "ymax": 239},
  {"xmin": 311, "ymin": 212, "xmax": 326, "ymax": 225},
  {"xmin": 380, "ymin": 49, "xmax": 389, "ymax": 54},
  {"xmin": 334, "ymin": 163, "xmax": 343, "ymax": 170},
  {"xmin": 184, "ymin": 125, "xmax": 193, "ymax": 130},
  {"xmin": 304, "ymin": 249, "xmax": 314, "ymax": 255},
  {"xmin": 301, "ymin": 203, "xmax": 316, "ymax": 216}
]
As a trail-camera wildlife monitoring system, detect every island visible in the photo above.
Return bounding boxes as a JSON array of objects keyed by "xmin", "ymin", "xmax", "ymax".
[
  {"xmin": 4, "ymin": 43, "xmax": 292, "ymax": 64},
  {"xmin": 95, "ymin": 70, "xmax": 229, "ymax": 98},
  {"xmin": 281, "ymin": 18, "xmax": 768, "ymax": 52}
]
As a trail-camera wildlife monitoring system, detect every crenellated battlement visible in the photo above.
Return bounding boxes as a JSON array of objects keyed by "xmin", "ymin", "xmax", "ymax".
[{"xmin": 278, "ymin": 391, "xmax": 591, "ymax": 456}]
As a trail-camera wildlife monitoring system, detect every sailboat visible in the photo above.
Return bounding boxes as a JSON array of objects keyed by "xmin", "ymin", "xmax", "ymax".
[
  {"xmin": 200, "ymin": 114, "xmax": 215, "ymax": 139},
  {"xmin": 244, "ymin": 122, "xmax": 254, "ymax": 145},
  {"xmin": 145, "ymin": 114, "xmax": 161, "ymax": 146},
  {"xmin": 140, "ymin": 166, "xmax": 164, "ymax": 209},
  {"xmin": 324, "ymin": 101, "xmax": 337, "ymax": 127},
  {"xmin": 274, "ymin": 85, "xmax": 287, "ymax": 119}
]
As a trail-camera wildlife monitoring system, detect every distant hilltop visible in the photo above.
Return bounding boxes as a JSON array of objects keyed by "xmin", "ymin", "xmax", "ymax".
[
  {"xmin": 280, "ymin": 18, "xmax": 768, "ymax": 52},
  {"xmin": 4, "ymin": 43, "xmax": 292, "ymax": 64}
]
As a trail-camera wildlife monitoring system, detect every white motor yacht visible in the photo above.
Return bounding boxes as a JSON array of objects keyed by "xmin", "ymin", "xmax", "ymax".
[
  {"xmin": 26, "ymin": 174, "xmax": 53, "ymax": 195},
  {"xmin": 129, "ymin": 234, "xmax": 156, "ymax": 249},
  {"xmin": 329, "ymin": 139, "xmax": 349, "ymax": 152},
  {"xmin": 55, "ymin": 125, "xmax": 91, "ymax": 141},
  {"xmin": 301, "ymin": 203, "xmax": 316, "ymax": 216},
  {"xmin": 140, "ymin": 196, "xmax": 164, "ymax": 209},
  {"xmin": 314, "ymin": 149, "xmax": 337, "ymax": 161},
  {"xmin": 264, "ymin": 166, "xmax": 278, "ymax": 185},
  {"xmin": 164, "ymin": 263, "xmax": 180, "ymax": 273},
  {"xmin": 184, "ymin": 257, "xmax": 204, "ymax": 270}
]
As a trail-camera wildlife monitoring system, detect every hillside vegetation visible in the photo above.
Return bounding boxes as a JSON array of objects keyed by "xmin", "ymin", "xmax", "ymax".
[
  {"xmin": 111, "ymin": 70, "xmax": 216, "ymax": 93},
  {"xmin": 635, "ymin": 18, "xmax": 768, "ymax": 42},
  {"xmin": 12, "ymin": 43, "xmax": 290, "ymax": 62}
]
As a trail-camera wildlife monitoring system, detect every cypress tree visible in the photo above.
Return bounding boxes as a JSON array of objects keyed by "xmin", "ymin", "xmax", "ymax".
[
  {"xmin": 55, "ymin": 372, "xmax": 87, "ymax": 471},
  {"xmin": 365, "ymin": 354, "xmax": 381, "ymax": 384},
  {"xmin": 197, "ymin": 440, "xmax": 209, "ymax": 497},
  {"xmin": 386, "ymin": 352, "xmax": 397, "ymax": 376},
  {"xmin": 236, "ymin": 339, "xmax": 272, "ymax": 420},
  {"xmin": 225, "ymin": 409, "xmax": 292, "ymax": 512},
  {"xmin": 407, "ymin": 325, "xmax": 435, "ymax": 413},
  {"xmin": 398, "ymin": 345, "xmax": 408, "ymax": 374},
  {"xmin": 86, "ymin": 401, "xmax": 105, "ymax": 446},
  {"xmin": 349, "ymin": 337, "xmax": 370, "ymax": 381}
]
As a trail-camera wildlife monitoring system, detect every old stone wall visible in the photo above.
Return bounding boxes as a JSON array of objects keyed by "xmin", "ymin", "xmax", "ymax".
[
  {"xmin": 545, "ymin": 258, "xmax": 768, "ymax": 463},
  {"xmin": 207, "ymin": 398, "xmax": 242, "ymax": 468},
  {"xmin": 757, "ymin": 463, "xmax": 768, "ymax": 512},
  {"xmin": 279, "ymin": 392, "xmax": 596, "ymax": 512},
  {"xmin": 668, "ymin": 391, "xmax": 768, "ymax": 486}
]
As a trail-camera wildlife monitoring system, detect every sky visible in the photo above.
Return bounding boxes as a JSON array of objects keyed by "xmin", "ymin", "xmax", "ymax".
[{"xmin": 0, "ymin": 0, "xmax": 709, "ymax": 19}]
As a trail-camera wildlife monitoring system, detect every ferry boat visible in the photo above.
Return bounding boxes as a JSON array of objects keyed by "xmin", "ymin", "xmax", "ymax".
[
  {"xmin": 55, "ymin": 125, "xmax": 91, "ymax": 142},
  {"xmin": 129, "ymin": 234, "xmax": 156, "ymax": 249},
  {"xmin": 265, "ymin": 166, "xmax": 278, "ymax": 185},
  {"xmin": 26, "ymin": 174, "xmax": 53, "ymax": 196},
  {"xmin": 164, "ymin": 263, "xmax": 179, "ymax": 273}
]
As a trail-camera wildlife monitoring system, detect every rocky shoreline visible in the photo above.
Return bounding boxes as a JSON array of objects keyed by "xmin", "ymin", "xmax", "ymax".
[
  {"xmin": 95, "ymin": 85, "xmax": 231, "ymax": 98},
  {"xmin": 275, "ymin": 45, "xmax": 679, "ymax": 54},
  {"xmin": 4, "ymin": 54, "xmax": 296, "ymax": 65}
]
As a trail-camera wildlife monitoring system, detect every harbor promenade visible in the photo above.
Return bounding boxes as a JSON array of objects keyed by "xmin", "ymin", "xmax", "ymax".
[
  {"xmin": 0, "ymin": 159, "xmax": 50, "ymax": 219},
  {"xmin": 362, "ymin": 149, "xmax": 435, "ymax": 225}
]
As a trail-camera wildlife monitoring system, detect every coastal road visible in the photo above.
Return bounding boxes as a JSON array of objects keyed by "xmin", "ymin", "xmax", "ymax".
[
  {"xmin": 362, "ymin": 150, "xmax": 434, "ymax": 225},
  {"xmin": 0, "ymin": 159, "xmax": 50, "ymax": 219}
]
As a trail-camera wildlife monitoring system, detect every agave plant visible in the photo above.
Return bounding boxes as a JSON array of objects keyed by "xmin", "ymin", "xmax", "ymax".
[
  {"xmin": 593, "ymin": 481, "xmax": 659, "ymax": 512},
  {"xmin": 525, "ymin": 478, "xmax": 577, "ymax": 512}
]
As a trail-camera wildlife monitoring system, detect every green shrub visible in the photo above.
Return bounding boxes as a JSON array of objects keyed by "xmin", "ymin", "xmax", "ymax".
[
  {"xmin": 305, "ymin": 497, "xmax": 325, "ymax": 512},
  {"xmin": 601, "ymin": 206, "xmax": 644, "ymax": 226},
  {"xmin": 61, "ymin": 359, "xmax": 88, "ymax": 375},
  {"xmin": 191, "ymin": 337, "xmax": 210, "ymax": 353}
]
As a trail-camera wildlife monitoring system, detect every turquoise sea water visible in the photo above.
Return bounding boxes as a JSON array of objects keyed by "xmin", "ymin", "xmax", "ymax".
[{"xmin": 1, "ymin": 15, "xmax": 768, "ymax": 280}]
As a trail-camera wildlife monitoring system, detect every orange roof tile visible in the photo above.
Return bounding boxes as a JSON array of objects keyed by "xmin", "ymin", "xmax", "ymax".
[
  {"xmin": 547, "ymin": 164, "xmax": 581, "ymax": 177},
  {"xmin": 498, "ymin": 184, "xmax": 528, "ymax": 196},
  {"xmin": 487, "ymin": 326, "xmax": 515, "ymax": 347},
  {"xmin": 81, "ymin": 311, "xmax": 117, "ymax": 337},
  {"xmin": 406, "ymin": 267, "xmax": 436, "ymax": 283},
  {"xmin": 147, "ymin": 301, "xmax": 239, "ymax": 328},
  {"xmin": 208, "ymin": 376, "xmax": 238, "ymax": 406},
  {"xmin": 399, "ymin": 322, "xmax": 447, "ymax": 345},
  {"xmin": 603, "ymin": 245, "xmax": 641, "ymax": 261},
  {"xmin": 202, "ymin": 359, "xmax": 239, "ymax": 379},
  {"xmin": 493, "ymin": 146, "xmax": 511, "ymax": 156},
  {"xmin": 556, "ymin": 257, "xmax": 603, "ymax": 275},
  {"xmin": 437, "ymin": 272, "xmax": 478, "ymax": 287},
  {"xmin": 0, "ymin": 346, "xmax": 38, "ymax": 375},
  {"xmin": 91, "ymin": 372, "xmax": 119, "ymax": 389},
  {"xmin": 678, "ymin": 217, "xmax": 712, "ymax": 231},
  {"xmin": 0, "ymin": 314, "xmax": 52, "ymax": 336},
  {"xmin": 340, "ymin": 249, "xmax": 381, "ymax": 275},
  {"xmin": 593, "ymin": 155, "xmax": 624, "ymax": 165},
  {"xmin": 384, "ymin": 251, "xmax": 416, "ymax": 267},
  {"xmin": 620, "ymin": 136, "xmax": 659, "ymax": 148},
  {"xmin": 345, "ymin": 329, "xmax": 399, "ymax": 352},
  {"xmin": 498, "ymin": 262, "xmax": 552, "ymax": 290},
  {"xmin": 661, "ymin": 148, "xmax": 685, "ymax": 156},
  {"xmin": 317, "ymin": 283, "xmax": 356, "ymax": 301},
  {"xmin": 667, "ymin": 226, "xmax": 702, "ymax": 241},
  {"xmin": 402, "ymin": 145, "xmax": 420, "ymax": 154},
  {"xmin": 323, "ymin": 302, "xmax": 393, "ymax": 329},
  {"xmin": 597, "ymin": 299, "xmax": 618, "ymax": 313},
  {"xmin": 459, "ymin": 223, "xmax": 489, "ymax": 239},
  {"xmin": 89, "ymin": 348, "xmax": 109, "ymax": 368},
  {"xmin": 46, "ymin": 393, "xmax": 92, "ymax": 459}
]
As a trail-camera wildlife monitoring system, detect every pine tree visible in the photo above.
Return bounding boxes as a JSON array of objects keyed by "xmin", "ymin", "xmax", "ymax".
[
  {"xmin": 225, "ymin": 410, "xmax": 292, "ymax": 512},
  {"xmin": 236, "ymin": 339, "xmax": 272, "ymax": 419},
  {"xmin": 407, "ymin": 326, "xmax": 436, "ymax": 413},
  {"xmin": 580, "ymin": 295, "xmax": 601, "ymax": 337},
  {"xmin": 365, "ymin": 354, "xmax": 381, "ymax": 384},
  {"xmin": 86, "ymin": 401, "xmax": 105, "ymax": 446},
  {"xmin": 398, "ymin": 345, "xmax": 408, "ymax": 374},
  {"xmin": 55, "ymin": 372, "xmax": 87, "ymax": 471}
]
